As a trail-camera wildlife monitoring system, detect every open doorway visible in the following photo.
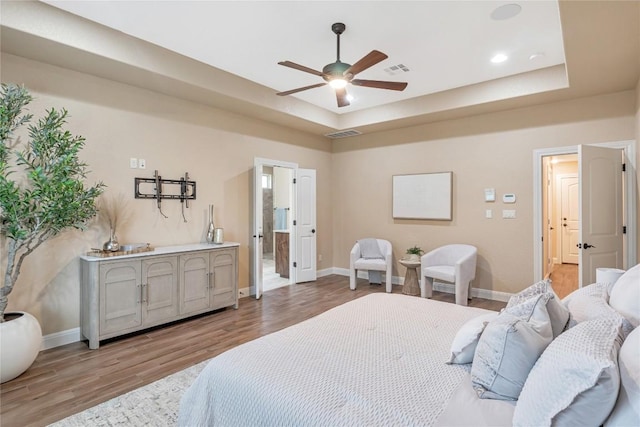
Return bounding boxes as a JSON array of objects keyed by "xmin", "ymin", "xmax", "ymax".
[
  {"xmin": 253, "ymin": 158, "xmax": 317, "ymax": 299},
  {"xmin": 534, "ymin": 140, "xmax": 637, "ymax": 295},
  {"xmin": 261, "ymin": 166, "xmax": 293, "ymax": 292},
  {"xmin": 542, "ymin": 154, "xmax": 579, "ymax": 298}
]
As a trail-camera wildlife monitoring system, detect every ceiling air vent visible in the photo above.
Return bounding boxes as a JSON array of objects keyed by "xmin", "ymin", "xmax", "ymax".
[
  {"xmin": 384, "ymin": 64, "xmax": 410, "ymax": 76},
  {"xmin": 324, "ymin": 129, "xmax": 362, "ymax": 139}
]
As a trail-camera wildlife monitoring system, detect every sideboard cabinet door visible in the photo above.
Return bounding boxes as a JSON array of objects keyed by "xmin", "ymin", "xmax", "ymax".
[
  {"xmin": 210, "ymin": 249, "xmax": 238, "ymax": 309},
  {"xmin": 99, "ymin": 260, "xmax": 142, "ymax": 334},
  {"xmin": 179, "ymin": 252, "xmax": 210, "ymax": 315},
  {"xmin": 142, "ymin": 256, "xmax": 179, "ymax": 325}
]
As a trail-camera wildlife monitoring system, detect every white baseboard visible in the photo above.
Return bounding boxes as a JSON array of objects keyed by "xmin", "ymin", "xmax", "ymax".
[
  {"xmin": 431, "ymin": 281, "xmax": 512, "ymax": 302},
  {"xmin": 41, "ymin": 327, "xmax": 81, "ymax": 350},
  {"xmin": 332, "ymin": 268, "xmax": 511, "ymax": 302},
  {"xmin": 332, "ymin": 267, "xmax": 403, "ymax": 285}
]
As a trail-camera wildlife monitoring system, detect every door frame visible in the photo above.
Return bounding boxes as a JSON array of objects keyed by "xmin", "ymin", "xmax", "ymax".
[
  {"xmin": 253, "ymin": 158, "xmax": 298, "ymax": 298},
  {"xmin": 533, "ymin": 140, "xmax": 637, "ymax": 283}
]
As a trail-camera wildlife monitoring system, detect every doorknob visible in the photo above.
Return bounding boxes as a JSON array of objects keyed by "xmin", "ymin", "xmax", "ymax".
[
  {"xmin": 311, "ymin": 229, "xmax": 316, "ymax": 233},
  {"xmin": 563, "ymin": 223, "xmax": 567, "ymax": 227},
  {"xmin": 576, "ymin": 243, "xmax": 582, "ymax": 249},
  {"xmin": 583, "ymin": 243, "xmax": 596, "ymax": 249}
]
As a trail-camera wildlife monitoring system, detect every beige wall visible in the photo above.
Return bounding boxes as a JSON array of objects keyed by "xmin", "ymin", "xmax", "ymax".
[
  {"xmin": 1, "ymin": 50, "xmax": 639, "ymax": 337},
  {"xmin": 331, "ymin": 91, "xmax": 636, "ymax": 295},
  {"xmin": 1, "ymin": 53, "xmax": 332, "ymax": 335}
]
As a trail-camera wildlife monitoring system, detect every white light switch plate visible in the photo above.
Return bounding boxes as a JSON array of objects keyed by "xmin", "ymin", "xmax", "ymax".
[
  {"xmin": 129, "ymin": 158, "xmax": 137, "ymax": 169},
  {"xmin": 139, "ymin": 159, "xmax": 146, "ymax": 169},
  {"xmin": 486, "ymin": 209, "xmax": 493, "ymax": 219}
]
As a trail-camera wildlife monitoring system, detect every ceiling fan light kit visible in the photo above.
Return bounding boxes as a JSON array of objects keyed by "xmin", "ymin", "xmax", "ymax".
[{"xmin": 277, "ymin": 22, "xmax": 408, "ymax": 107}]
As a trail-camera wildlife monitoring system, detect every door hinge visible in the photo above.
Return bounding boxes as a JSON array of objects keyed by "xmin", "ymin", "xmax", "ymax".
[
  {"xmin": 623, "ymin": 225, "xmax": 627, "ymax": 234},
  {"xmin": 293, "ymin": 178, "xmax": 296, "ymax": 184},
  {"xmin": 293, "ymin": 262, "xmax": 297, "ymax": 268},
  {"xmin": 622, "ymin": 163, "xmax": 626, "ymax": 172},
  {"xmin": 293, "ymin": 220, "xmax": 296, "ymax": 226}
]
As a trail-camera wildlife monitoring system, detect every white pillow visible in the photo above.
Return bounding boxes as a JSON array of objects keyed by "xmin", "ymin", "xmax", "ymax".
[
  {"xmin": 609, "ymin": 263, "xmax": 640, "ymax": 328},
  {"xmin": 507, "ymin": 279, "xmax": 552, "ymax": 307},
  {"xmin": 513, "ymin": 317, "xmax": 623, "ymax": 427},
  {"xmin": 507, "ymin": 279, "xmax": 569, "ymax": 337},
  {"xmin": 605, "ymin": 326, "xmax": 640, "ymax": 426},
  {"xmin": 562, "ymin": 282, "xmax": 610, "ymax": 306},
  {"xmin": 564, "ymin": 286, "xmax": 633, "ymax": 338},
  {"xmin": 471, "ymin": 294, "xmax": 553, "ymax": 401},
  {"xmin": 447, "ymin": 312, "xmax": 499, "ymax": 364}
]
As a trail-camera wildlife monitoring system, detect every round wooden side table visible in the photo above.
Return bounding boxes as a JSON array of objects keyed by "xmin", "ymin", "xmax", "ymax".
[{"xmin": 399, "ymin": 258, "xmax": 421, "ymax": 296}]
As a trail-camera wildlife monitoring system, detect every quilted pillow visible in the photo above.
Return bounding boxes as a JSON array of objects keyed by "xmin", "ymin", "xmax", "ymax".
[
  {"xmin": 507, "ymin": 279, "xmax": 569, "ymax": 337},
  {"xmin": 605, "ymin": 325, "xmax": 640, "ymax": 426},
  {"xmin": 447, "ymin": 312, "xmax": 499, "ymax": 364},
  {"xmin": 513, "ymin": 317, "xmax": 623, "ymax": 427},
  {"xmin": 563, "ymin": 285, "xmax": 633, "ymax": 338},
  {"xmin": 609, "ymin": 263, "xmax": 640, "ymax": 327},
  {"xmin": 471, "ymin": 294, "xmax": 553, "ymax": 401},
  {"xmin": 562, "ymin": 282, "xmax": 610, "ymax": 306}
]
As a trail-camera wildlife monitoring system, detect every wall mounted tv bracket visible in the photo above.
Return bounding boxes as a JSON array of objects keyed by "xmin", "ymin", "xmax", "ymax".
[{"xmin": 135, "ymin": 170, "xmax": 196, "ymax": 220}]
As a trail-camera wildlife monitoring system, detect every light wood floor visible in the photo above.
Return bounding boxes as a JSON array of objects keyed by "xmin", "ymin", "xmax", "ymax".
[
  {"xmin": 549, "ymin": 263, "xmax": 579, "ymax": 299},
  {"xmin": 0, "ymin": 275, "xmax": 506, "ymax": 427}
]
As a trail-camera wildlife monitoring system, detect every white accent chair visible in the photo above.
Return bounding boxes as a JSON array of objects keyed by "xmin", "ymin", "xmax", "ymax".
[
  {"xmin": 350, "ymin": 239, "xmax": 393, "ymax": 293},
  {"xmin": 420, "ymin": 244, "xmax": 478, "ymax": 306}
]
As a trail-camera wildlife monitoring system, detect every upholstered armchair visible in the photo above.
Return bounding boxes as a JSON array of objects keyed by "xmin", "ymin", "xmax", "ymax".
[
  {"xmin": 350, "ymin": 239, "xmax": 393, "ymax": 293},
  {"xmin": 420, "ymin": 244, "xmax": 478, "ymax": 306}
]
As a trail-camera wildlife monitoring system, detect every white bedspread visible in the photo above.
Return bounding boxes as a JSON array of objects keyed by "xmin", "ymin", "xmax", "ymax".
[{"xmin": 179, "ymin": 293, "xmax": 494, "ymax": 426}]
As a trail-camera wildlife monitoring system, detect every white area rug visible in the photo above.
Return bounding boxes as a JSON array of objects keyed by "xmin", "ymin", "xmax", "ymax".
[{"xmin": 49, "ymin": 361, "xmax": 209, "ymax": 426}]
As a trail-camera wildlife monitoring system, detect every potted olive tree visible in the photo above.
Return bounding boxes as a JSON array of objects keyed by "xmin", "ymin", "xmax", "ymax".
[{"xmin": 0, "ymin": 84, "xmax": 104, "ymax": 382}]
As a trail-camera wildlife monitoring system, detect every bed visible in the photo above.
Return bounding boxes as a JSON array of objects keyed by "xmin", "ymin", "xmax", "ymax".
[
  {"xmin": 178, "ymin": 293, "xmax": 514, "ymax": 426},
  {"xmin": 179, "ymin": 264, "xmax": 640, "ymax": 426}
]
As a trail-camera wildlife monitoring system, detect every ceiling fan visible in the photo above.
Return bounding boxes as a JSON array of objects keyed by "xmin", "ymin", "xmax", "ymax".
[{"xmin": 276, "ymin": 22, "xmax": 408, "ymax": 108}]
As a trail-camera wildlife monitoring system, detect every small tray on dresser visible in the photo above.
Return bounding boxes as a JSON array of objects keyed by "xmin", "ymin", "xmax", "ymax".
[{"xmin": 86, "ymin": 244, "xmax": 153, "ymax": 258}]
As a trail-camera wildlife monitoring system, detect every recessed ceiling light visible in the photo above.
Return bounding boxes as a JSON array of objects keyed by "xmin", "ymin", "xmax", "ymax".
[
  {"xmin": 491, "ymin": 3, "xmax": 522, "ymax": 20},
  {"xmin": 491, "ymin": 53, "xmax": 508, "ymax": 63}
]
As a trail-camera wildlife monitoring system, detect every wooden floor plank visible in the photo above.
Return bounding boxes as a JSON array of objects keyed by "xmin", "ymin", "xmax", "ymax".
[{"xmin": 0, "ymin": 275, "xmax": 505, "ymax": 427}]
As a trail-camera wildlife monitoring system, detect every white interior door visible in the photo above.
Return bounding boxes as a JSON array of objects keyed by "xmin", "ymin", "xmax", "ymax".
[
  {"xmin": 252, "ymin": 163, "xmax": 264, "ymax": 299},
  {"xmin": 579, "ymin": 145, "xmax": 624, "ymax": 286},
  {"xmin": 294, "ymin": 168, "xmax": 316, "ymax": 283},
  {"xmin": 560, "ymin": 175, "xmax": 579, "ymax": 264}
]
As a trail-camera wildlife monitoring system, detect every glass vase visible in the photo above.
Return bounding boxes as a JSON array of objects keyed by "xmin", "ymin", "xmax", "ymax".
[{"xmin": 206, "ymin": 204, "xmax": 215, "ymax": 244}]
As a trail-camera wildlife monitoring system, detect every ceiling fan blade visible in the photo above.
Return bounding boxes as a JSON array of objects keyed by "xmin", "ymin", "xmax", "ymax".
[
  {"xmin": 278, "ymin": 61, "xmax": 324, "ymax": 77},
  {"xmin": 276, "ymin": 82, "xmax": 327, "ymax": 96},
  {"xmin": 344, "ymin": 50, "xmax": 388, "ymax": 76},
  {"xmin": 335, "ymin": 88, "xmax": 350, "ymax": 108},
  {"xmin": 351, "ymin": 79, "xmax": 408, "ymax": 91}
]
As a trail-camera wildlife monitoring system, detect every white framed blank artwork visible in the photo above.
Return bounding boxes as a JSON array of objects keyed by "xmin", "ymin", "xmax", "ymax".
[{"xmin": 392, "ymin": 172, "xmax": 453, "ymax": 220}]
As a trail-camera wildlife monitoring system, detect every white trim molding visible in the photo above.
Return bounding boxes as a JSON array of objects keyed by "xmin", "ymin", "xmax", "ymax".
[
  {"xmin": 333, "ymin": 268, "xmax": 510, "ymax": 302},
  {"xmin": 41, "ymin": 327, "xmax": 81, "ymax": 350}
]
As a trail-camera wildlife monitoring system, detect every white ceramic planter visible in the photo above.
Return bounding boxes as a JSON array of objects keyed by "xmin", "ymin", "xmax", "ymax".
[{"xmin": 0, "ymin": 311, "xmax": 42, "ymax": 383}]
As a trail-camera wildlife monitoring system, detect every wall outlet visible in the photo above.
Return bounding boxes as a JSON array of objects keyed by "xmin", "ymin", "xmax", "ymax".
[
  {"xmin": 139, "ymin": 159, "xmax": 146, "ymax": 169},
  {"xmin": 318, "ymin": 254, "xmax": 323, "ymax": 262},
  {"xmin": 485, "ymin": 209, "xmax": 493, "ymax": 219},
  {"xmin": 129, "ymin": 158, "xmax": 137, "ymax": 169},
  {"xmin": 502, "ymin": 209, "xmax": 517, "ymax": 219}
]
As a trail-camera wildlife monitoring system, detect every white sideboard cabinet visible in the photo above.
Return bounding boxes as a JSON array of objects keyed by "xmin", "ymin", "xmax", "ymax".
[{"xmin": 80, "ymin": 243, "xmax": 239, "ymax": 349}]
